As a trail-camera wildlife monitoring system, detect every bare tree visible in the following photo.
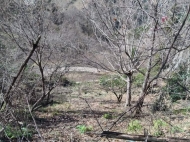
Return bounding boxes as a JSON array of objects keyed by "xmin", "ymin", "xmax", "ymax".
[
  {"xmin": 134, "ymin": 0, "xmax": 190, "ymax": 113},
  {"xmin": 83, "ymin": 0, "xmax": 190, "ymax": 110},
  {"xmin": 82, "ymin": 0, "xmax": 150, "ymax": 106},
  {"xmin": 0, "ymin": 0, "xmax": 77, "ymax": 140}
]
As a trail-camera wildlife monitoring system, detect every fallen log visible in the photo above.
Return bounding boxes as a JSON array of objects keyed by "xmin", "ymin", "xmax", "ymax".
[{"xmin": 100, "ymin": 131, "xmax": 190, "ymax": 142}]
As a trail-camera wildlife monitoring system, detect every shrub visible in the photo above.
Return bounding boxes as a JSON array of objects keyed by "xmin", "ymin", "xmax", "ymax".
[
  {"xmin": 99, "ymin": 75, "xmax": 126, "ymax": 89},
  {"xmin": 165, "ymin": 65, "xmax": 189, "ymax": 102},
  {"xmin": 61, "ymin": 77, "xmax": 75, "ymax": 87},
  {"xmin": 49, "ymin": 75, "xmax": 75, "ymax": 87},
  {"xmin": 99, "ymin": 74, "xmax": 126, "ymax": 102}
]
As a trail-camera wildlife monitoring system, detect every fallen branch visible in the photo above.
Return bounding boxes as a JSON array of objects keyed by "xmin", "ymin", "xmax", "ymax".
[{"xmin": 100, "ymin": 131, "xmax": 190, "ymax": 142}]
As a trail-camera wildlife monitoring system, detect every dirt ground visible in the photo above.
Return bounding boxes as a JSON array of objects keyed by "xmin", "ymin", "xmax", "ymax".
[{"xmin": 32, "ymin": 72, "xmax": 190, "ymax": 142}]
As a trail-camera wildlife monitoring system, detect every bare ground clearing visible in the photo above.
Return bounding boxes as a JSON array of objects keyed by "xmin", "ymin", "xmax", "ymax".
[{"xmin": 31, "ymin": 72, "xmax": 190, "ymax": 142}]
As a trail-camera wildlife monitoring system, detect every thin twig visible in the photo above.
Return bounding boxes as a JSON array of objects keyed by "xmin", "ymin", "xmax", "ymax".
[
  {"xmin": 80, "ymin": 97, "xmax": 104, "ymax": 131},
  {"xmin": 80, "ymin": 97, "xmax": 111, "ymax": 142},
  {"xmin": 24, "ymin": 91, "xmax": 44, "ymax": 141}
]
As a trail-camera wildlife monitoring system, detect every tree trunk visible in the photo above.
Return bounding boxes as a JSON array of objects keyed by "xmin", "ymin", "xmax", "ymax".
[
  {"xmin": 135, "ymin": 54, "xmax": 152, "ymax": 114},
  {"xmin": 125, "ymin": 74, "xmax": 132, "ymax": 106},
  {"xmin": 134, "ymin": 6, "xmax": 158, "ymax": 113}
]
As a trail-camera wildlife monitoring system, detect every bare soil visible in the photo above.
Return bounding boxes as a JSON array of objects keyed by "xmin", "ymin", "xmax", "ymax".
[{"xmin": 32, "ymin": 72, "xmax": 190, "ymax": 142}]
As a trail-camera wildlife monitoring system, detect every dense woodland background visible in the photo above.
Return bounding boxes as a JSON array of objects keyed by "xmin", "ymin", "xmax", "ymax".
[{"xmin": 0, "ymin": 0, "xmax": 190, "ymax": 141}]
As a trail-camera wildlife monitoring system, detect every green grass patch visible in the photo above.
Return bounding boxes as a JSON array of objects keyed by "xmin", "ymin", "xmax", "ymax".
[
  {"xmin": 76, "ymin": 125, "xmax": 93, "ymax": 133},
  {"xmin": 103, "ymin": 113, "xmax": 112, "ymax": 119},
  {"xmin": 127, "ymin": 120, "xmax": 142, "ymax": 133},
  {"xmin": 4, "ymin": 125, "xmax": 33, "ymax": 139},
  {"xmin": 170, "ymin": 126, "xmax": 184, "ymax": 133},
  {"xmin": 173, "ymin": 108, "xmax": 190, "ymax": 115},
  {"xmin": 153, "ymin": 119, "xmax": 168, "ymax": 137}
]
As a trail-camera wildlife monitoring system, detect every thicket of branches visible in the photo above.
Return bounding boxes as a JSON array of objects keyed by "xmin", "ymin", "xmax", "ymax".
[
  {"xmin": 0, "ymin": 0, "xmax": 83, "ymax": 140},
  {"xmin": 82, "ymin": 0, "xmax": 190, "ymax": 113}
]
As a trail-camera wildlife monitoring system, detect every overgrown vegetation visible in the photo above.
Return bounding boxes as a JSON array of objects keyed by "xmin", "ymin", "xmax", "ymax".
[
  {"xmin": 2, "ymin": 125, "xmax": 33, "ymax": 140},
  {"xmin": 165, "ymin": 65, "xmax": 190, "ymax": 102}
]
